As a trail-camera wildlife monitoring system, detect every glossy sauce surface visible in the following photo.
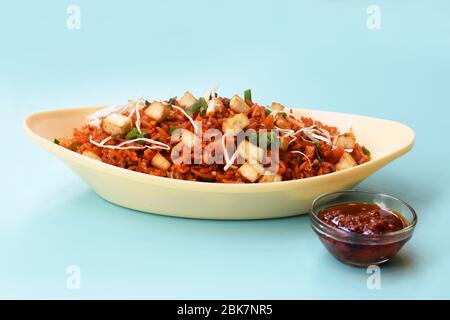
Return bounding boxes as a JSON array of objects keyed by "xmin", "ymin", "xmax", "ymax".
[{"xmin": 318, "ymin": 203, "xmax": 407, "ymax": 235}]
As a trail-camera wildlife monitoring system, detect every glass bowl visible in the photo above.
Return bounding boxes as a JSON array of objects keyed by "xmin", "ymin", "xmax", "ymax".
[{"xmin": 310, "ymin": 191, "xmax": 417, "ymax": 267}]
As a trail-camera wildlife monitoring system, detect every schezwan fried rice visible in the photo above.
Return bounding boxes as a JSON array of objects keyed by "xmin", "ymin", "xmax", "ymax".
[{"xmin": 57, "ymin": 89, "xmax": 371, "ymax": 183}]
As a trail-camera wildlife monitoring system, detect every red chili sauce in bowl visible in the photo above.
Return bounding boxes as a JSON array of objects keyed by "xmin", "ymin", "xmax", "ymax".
[
  {"xmin": 318, "ymin": 203, "xmax": 407, "ymax": 236},
  {"xmin": 310, "ymin": 193, "xmax": 417, "ymax": 267}
]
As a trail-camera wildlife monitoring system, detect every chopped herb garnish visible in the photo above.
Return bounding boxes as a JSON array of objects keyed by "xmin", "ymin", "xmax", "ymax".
[
  {"xmin": 69, "ymin": 141, "xmax": 82, "ymax": 151},
  {"xmin": 244, "ymin": 89, "xmax": 252, "ymax": 101},
  {"xmin": 362, "ymin": 147, "xmax": 371, "ymax": 156},
  {"xmin": 125, "ymin": 127, "xmax": 148, "ymax": 140},
  {"xmin": 280, "ymin": 112, "xmax": 287, "ymax": 118},
  {"xmin": 199, "ymin": 102, "xmax": 208, "ymax": 115},
  {"xmin": 264, "ymin": 108, "xmax": 272, "ymax": 116},
  {"xmin": 186, "ymin": 97, "xmax": 207, "ymax": 115},
  {"xmin": 53, "ymin": 138, "xmax": 60, "ymax": 145},
  {"xmin": 168, "ymin": 125, "xmax": 178, "ymax": 134}
]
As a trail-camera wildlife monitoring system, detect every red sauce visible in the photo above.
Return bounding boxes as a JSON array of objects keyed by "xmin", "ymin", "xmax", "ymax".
[
  {"xmin": 318, "ymin": 203, "xmax": 407, "ymax": 235},
  {"xmin": 313, "ymin": 203, "xmax": 412, "ymax": 266}
]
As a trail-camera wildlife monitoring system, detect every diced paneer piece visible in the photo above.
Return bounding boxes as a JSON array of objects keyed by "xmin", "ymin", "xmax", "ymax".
[
  {"xmin": 222, "ymin": 114, "xmax": 250, "ymax": 135},
  {"xmin": 181, "ymin": 129, "xmax": 195, "ymax": 149},
  {"xmin": 206, "ymin": 98, "xmax": 224, "ymax": 115},
  {"xmin": 237, "ymin": 139, "xmax": 264, "ymax": 164},
  {"xmin": 238, "ymin": 163, "xmax": 264, "ymax": 183},
  {"xmin": 229, "ymin": 95, "xmax": 250, "ymax": 113},
  {"xmin": 336, "ymin": 152, "xmax": 357, "ymax": 171},
  {"xmin": 82, "ymin": 150, "xmax": 101, "ymax": 161},
  {"xmin": 258, "ymin": 171, "xmax": 282, "ymax": 183},
  {"xmin": 102, "ymin": 113, "xmax": 133, "ymax": 136},
  {"xmin": 144, "ymin": 101, "xmax": 171, "ymax": 123},
  {"xmin": 151, "ymin": 153, "xmax": 171, "ymax": 170},
  {"xmin": 178, "ymin": 91, "xmax": 197, "ymax": 108},
  {"xmin": 271, "ymin": 102, "xmax": 285, "ymax": 111},
  {"xmin": 334, "ymin": 133, "xmax": 356, "ymax": 149},
  {"xmin": 279, "ymin": 136, "xmax": 291, "ymax": 151}
]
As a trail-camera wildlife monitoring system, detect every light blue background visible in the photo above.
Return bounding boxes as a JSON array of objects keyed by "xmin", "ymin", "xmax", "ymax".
[{"xmin": 1, "ymin": 0, "xmax": 449, "ymax": 299}]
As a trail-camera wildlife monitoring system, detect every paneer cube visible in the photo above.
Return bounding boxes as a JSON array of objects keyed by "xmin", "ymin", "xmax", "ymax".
[
  {"xmin": 238, "ymin": 163, "xmax": 265, "ymax": 183},
  {"xmin": 144, "ymin": 101, "xmax": 171, "ymax": 123},
  {"xmin": 178, "ymin": 91, "xmax": 197, "ymax": 108},
  {"xmin": 229, "ymin": 95, "xmax": 250, "ymax": 113},
  {"xmin": 206, "ymin": 98, "xmax": 224, "ymax": 115},
  {"xmin": 336, "ymin": 152, "xmax": 357, "ymax": 171},
  {"xmin": 258, "ymin": 171, "xmax": 282, "ymax": 183},
  {"xmin": 82, "ymin": 150, "xmax": 101, "ymax": 161},
  {"xmin": 151, "ymin": 153, "xmax": 171, "ymax": 170},
  {"xmin": 102, "ymin": 113, "xmax": 133, "ymax": 137},
  {"xmin": 271, "ymin": 102, "xmax": 285, "ymax": 111},
  {"xmin": 237, "ymin": 139, "xmax": 264, "ymax": 164},
  {"xmin": 222, "ymin": 114, "xmax": 250, "ymax": 135},
  {"xmin": 334, "ymin": 133, "xmax": 356, "ymax": 149}
]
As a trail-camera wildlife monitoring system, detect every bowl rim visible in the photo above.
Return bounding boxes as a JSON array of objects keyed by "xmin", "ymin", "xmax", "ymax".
[{"xmin": 310, "ymin": 190, "xmax": 418, "ymax": 240}]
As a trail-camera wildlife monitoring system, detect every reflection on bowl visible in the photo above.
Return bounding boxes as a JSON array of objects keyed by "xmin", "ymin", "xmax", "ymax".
[{"xmin": 310, "ymin": 191, "xmax": 417, "ymax": 267}]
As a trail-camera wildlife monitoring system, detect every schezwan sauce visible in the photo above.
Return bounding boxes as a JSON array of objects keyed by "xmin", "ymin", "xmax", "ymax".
[{"xmin": 318, "ymin": 203, "xmax": 408, "ymax": 235}]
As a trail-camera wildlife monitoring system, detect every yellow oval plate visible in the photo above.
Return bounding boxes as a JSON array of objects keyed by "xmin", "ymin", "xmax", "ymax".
[{"xmin": 24, "ymin": 106, "xmax": 414, "ymax": 220}]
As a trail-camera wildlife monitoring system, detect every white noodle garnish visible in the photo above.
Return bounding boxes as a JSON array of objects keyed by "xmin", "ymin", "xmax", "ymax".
[
  {"xmin": 221, "ymin": 133, "xmax": 240, "ymax": 171},
  {"xmin": 281, "ymin": 125, "xmax": 333, "ymax": 146},
  {"xmin": 224, "ymin": 149, "xmax": 239, "ymax": 171},
  {"xmin": 99, "ymin": 136, "xmax": 113, "ymax": 145},
  {"xmin": 134, "ymin": 99, "xmax": 145, "ymax": 134},
  {"xmin": 117, "ymin": 138, "xmax": 170, "ymax": 150},
  {"xmin": 275, "ymin": 126, "xmax": 295, "ymax": 138},
  {"xmin": 89, "ymin": 136, "xmax": 170, "ymax": 151},
  {"xmin": 171, "ymin": 104, "xmax": 199, "ymax": 146},
  {"xmin": 86, "ymin": 105, "xmax": 128, "ymax": 127},
  {"xmin": 221, "ymin": 134, "xmax": 231, "ymax": 164},
  {"xmin": 290, "ymin": 150, "xmax": 312, "ymax": 168},
  {"xmin": 127, "ymin": 99, "xmax": 145, "ymax": 134}
]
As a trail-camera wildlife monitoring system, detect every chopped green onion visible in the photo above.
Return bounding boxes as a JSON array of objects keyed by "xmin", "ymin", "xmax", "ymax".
[
  {"xmin": 244, "ymin": 89, "xmax": 252, "ymax": 101},
  {"xmin": 199, "ymin": 102, "xmax": 208, "ymax": 116},
  {"xmin": 186, "ymin": 97, "xmax": 207, "ymax": 115},
  {"xmin": 125, "ymin": 127, "xmax": 148, "ymax": 140},
  {"xmin": 264, "ymin": 108, "xmax": 272, "ymax": 116},
  {"xmin": 168, "ymin": 125, "xmax": 178, "ymax": 134},
  {"xmin": 362, "ymin": 147, "xmax": 371, "ymax": 156},
  {"xmin": 280, "ymin": 112, "xmax": 287, "ymax": 118},
  {"xmin": 69, "ymin": 141, "xmax": 82, "ymax": 151},
  {"xmin": 53, "ymin": 138, "xmax": 60, "ymax": 145}
]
